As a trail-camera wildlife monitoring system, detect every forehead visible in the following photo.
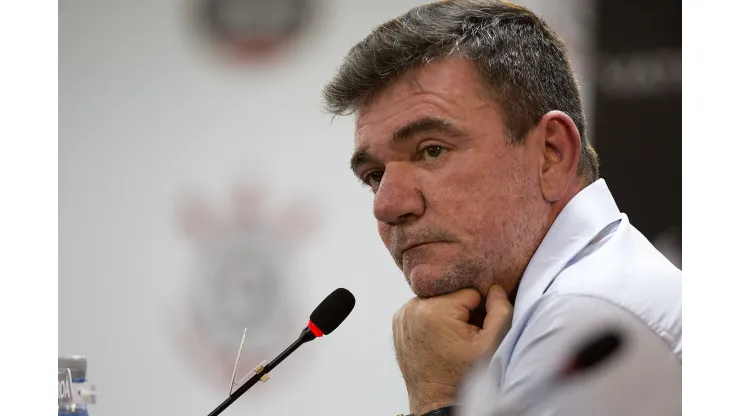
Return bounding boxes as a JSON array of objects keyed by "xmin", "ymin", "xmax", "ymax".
[{"xmin": 354, "ymin": 58, "xmax": 492, "ymax": 146}]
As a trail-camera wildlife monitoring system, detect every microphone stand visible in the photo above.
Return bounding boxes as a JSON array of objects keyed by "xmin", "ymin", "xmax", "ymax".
[{"xmin": 206, "ymin": 328, "xmax": 317, "ymax": 416}]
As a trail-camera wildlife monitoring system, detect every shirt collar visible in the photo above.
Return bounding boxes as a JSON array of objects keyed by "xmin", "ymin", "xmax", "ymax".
[{"xmin": 512, "ymin": 179, "xmax": 622, "ymax": 323}]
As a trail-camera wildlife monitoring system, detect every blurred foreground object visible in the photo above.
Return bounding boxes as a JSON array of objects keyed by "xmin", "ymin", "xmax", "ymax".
[{"xmin": 459, "ymin": 330, "xmax": 624, "ymax": 416}]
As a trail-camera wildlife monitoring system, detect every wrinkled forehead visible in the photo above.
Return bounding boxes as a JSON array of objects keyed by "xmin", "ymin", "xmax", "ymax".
[
  {"xmin": 354, "ymin": 75, "xmax": 422, "ymax": 134},
  {"xmin": 353, "ymin": 59, "xmax": 486, "ymax": 143}
]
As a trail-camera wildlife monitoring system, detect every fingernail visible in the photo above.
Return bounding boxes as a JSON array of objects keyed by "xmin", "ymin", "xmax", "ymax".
[{"xmin": 492, "ymin": 285, "xmax": 506, "ymax": 298}]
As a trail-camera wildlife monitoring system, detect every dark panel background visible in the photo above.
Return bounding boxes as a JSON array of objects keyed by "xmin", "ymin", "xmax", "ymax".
[{"xmin": 593, "ymin": 0, "xmax": 681, "ymax": 267}]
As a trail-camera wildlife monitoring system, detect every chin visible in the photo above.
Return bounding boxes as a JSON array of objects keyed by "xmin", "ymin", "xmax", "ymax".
[{"xmin": 407, "ymin": 264, "xmax": 467, "ymax": 298}]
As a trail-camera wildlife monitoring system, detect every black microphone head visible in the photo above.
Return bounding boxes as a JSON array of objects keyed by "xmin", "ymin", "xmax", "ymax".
[
  {"xmin": 566, "ymin": 330, "xmax": 623, "ymax": 376},
  {"xmin": 309, "ymin": 288, "xmax": 355, "ymax": 335}
]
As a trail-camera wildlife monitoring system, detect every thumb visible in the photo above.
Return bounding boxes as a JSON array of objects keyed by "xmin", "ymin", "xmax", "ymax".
[
  {"xmin": 440, "ymin": 288, "xmax": 483, "ymax": 321},
  {"xmin": 477, "ymin": 285, "xmax": 513, "ymax": 349}
]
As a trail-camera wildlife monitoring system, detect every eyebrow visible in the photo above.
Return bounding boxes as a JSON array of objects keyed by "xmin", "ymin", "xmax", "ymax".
[{"xmin": 349, "ymin": 116, "xmax": 464, "ymax": 175}]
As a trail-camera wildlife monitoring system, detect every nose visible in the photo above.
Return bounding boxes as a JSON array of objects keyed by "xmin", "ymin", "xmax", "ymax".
[{"xmin": 373, "ymin": 163, "xmax": 425, "ymax": 225}]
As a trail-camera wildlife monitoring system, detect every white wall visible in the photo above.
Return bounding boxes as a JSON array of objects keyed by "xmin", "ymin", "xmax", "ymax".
[{"xmin": 59, "ymin": 1, "xmax": 591, "ymax": 415}]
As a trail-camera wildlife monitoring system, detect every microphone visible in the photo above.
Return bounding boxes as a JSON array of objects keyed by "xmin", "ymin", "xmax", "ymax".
[
  {"xmin": 503, "ymin": 330, "xmax": 624, "ymax": 415},
  {"xmin": 558, "ymin": 330, "xmax": 622, "ymax": 379},
  {"xmin": 458, "ymin": 329, "xmax": 625, "ymax": 416},
  {"xmin": 206, "ymin": 288, "xmax": 356, "ymax": 416}
]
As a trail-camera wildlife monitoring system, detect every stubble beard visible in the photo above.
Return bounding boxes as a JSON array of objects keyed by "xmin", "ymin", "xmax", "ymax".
[{"xmin": 404, "ymin": 221, "xmax": 547, "ymax": 299}]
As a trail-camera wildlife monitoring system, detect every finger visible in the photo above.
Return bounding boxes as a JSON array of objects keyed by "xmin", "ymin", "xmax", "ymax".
[
  {"xmin": 444, "ymin": 287, "xmax": 483, "ymax": 310},
  {"xmin": 392, "ymin": 307, "xmax": 405, "ymax": 349},
  {"xmin": 482, "ymin": 285, "xmax": 513, "ymax": 333},
  {"xmin": 440, "ymin": 288, "xmax": 483, "ymax": 320}
]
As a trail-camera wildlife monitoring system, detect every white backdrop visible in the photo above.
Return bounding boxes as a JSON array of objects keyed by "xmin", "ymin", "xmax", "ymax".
[{"xmin": 58, "ymin": 1, "xmax": 592, "ymax": 415}]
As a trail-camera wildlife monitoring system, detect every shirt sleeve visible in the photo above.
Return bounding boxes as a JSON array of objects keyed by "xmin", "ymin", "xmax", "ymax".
[{"xmin": 496, "ymin": 294, "xmax": 681, "ymax": 416}]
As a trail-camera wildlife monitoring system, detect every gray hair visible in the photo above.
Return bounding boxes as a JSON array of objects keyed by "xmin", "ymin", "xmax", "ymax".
[{"xmin": 322, "ymin": 0, "xmax": 599, "ymax": 182}]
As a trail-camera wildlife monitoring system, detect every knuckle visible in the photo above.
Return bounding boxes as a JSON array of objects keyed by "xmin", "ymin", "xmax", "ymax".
[
  {"xmin": 498, "ymin": 301, "xmax": 513, "ymax": 315},
  {"xmin": 392, "ymin": 308, "xmax": 405, "ymax": 326},
  {"xmin": 416, "ymin": 301, "xmax": 435, "ymax": 320},
  {"xmin": 490, "ymin": 298, "xmax": 513, "ymax": 315}
]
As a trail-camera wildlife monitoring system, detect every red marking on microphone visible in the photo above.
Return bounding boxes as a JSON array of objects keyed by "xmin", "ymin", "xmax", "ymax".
[
  {"xmin": 307, "ymin": 320, "xmax": 324, "ymax": 337},
  {"xmin": 559, "ymin": 360, "xmax": 578, "ymax": 378}
]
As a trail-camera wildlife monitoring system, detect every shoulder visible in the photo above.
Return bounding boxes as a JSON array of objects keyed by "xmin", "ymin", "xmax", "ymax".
[{"xmin": 541, "ymin": 220, "xmax": 682, "ymax": 359}]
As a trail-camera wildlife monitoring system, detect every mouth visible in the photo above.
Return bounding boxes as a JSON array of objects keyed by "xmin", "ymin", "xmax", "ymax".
[{"xmin": 400, "ymin": 241, "xmax": 445, "ymax": 256}]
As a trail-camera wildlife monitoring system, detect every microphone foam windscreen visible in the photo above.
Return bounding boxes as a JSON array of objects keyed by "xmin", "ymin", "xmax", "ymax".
[
  {"xmin": 573, "ymin": 331, "xmax": 622, "ymax": 371},
  {"xmin": 309, "ymin": 288, "xmax": 355, "ymax": 335}
]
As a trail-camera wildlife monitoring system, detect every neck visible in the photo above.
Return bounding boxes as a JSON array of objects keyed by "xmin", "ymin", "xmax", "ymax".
[
  {"xmin": 548, "ymin": 179, "xmax": 586, "ymax": 226},
  {"xmin": 505, "ymin": 179, "xmax": 588, "ymax": 302}
]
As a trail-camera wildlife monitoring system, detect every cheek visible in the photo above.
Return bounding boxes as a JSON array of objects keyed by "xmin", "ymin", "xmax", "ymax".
[
  {"xmin": 377, "ymin": 222, "xmax": 392, "ymax": 246},
  {"xmin": 428, "ymin": 154, "xmax": 517, "ymax": 205},
  {"xmin": 426, "ymin": 153, "xmax": 540, "ymax": 233}
]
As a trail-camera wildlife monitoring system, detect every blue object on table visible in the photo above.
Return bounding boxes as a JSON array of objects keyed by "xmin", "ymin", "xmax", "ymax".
[{"xmin": 59, "ymin": 356, "xmax": 93, "ymax": 416}]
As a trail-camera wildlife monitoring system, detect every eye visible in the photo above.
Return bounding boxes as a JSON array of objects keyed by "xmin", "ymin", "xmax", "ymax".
[
  {"xmin": 420, "ymin": 145, "xmax": 447, "ymax": 160},
  {"xmin": 362, "ymin": 171, "xmax": 384, "ymax": 189}
]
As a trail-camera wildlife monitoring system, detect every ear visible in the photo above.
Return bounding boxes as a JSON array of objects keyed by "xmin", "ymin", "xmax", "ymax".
[{"xmin": 536, "ymin": 111, "xmax": 581, "ymax": 202}]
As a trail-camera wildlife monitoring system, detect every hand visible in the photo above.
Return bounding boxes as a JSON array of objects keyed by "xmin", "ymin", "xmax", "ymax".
[{"xmin": 392, "ymin": 285, "xmax": 513, "ymax": 415}]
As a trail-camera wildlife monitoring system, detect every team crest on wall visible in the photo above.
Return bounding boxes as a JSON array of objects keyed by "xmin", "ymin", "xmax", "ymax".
[
  {"xmin": 168, "ymin": 181, "xmax": 319, "ymax": 395},
  {"xmin": 193, "ymin": 0, "xmax": 317, "ymax": 63}
]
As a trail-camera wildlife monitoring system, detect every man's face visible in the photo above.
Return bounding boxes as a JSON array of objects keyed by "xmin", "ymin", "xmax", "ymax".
[{"xmin": 351, "ymin": 58, "xmax": 551, "ymax": 298}]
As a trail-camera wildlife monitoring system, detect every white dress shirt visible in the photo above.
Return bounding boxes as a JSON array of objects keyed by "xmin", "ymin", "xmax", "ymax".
[{"xmin": 458, "ymin": 179, "xmax": 682, "ymax": 416}]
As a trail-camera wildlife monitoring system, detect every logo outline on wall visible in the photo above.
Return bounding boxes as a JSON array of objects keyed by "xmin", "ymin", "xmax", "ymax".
[
  {"xmin": 168, "ymin": 181, "xmax": 319, "ymax": 397},
  {"xmin": 194, "ymin": 0, "xmax": 317, "ymax": 63}
]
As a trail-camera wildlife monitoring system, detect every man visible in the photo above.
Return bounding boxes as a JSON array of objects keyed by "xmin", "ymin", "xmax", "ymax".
[{"xmin": 322, "ymin": 1, "xmax": 681, "ymax": 415}]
